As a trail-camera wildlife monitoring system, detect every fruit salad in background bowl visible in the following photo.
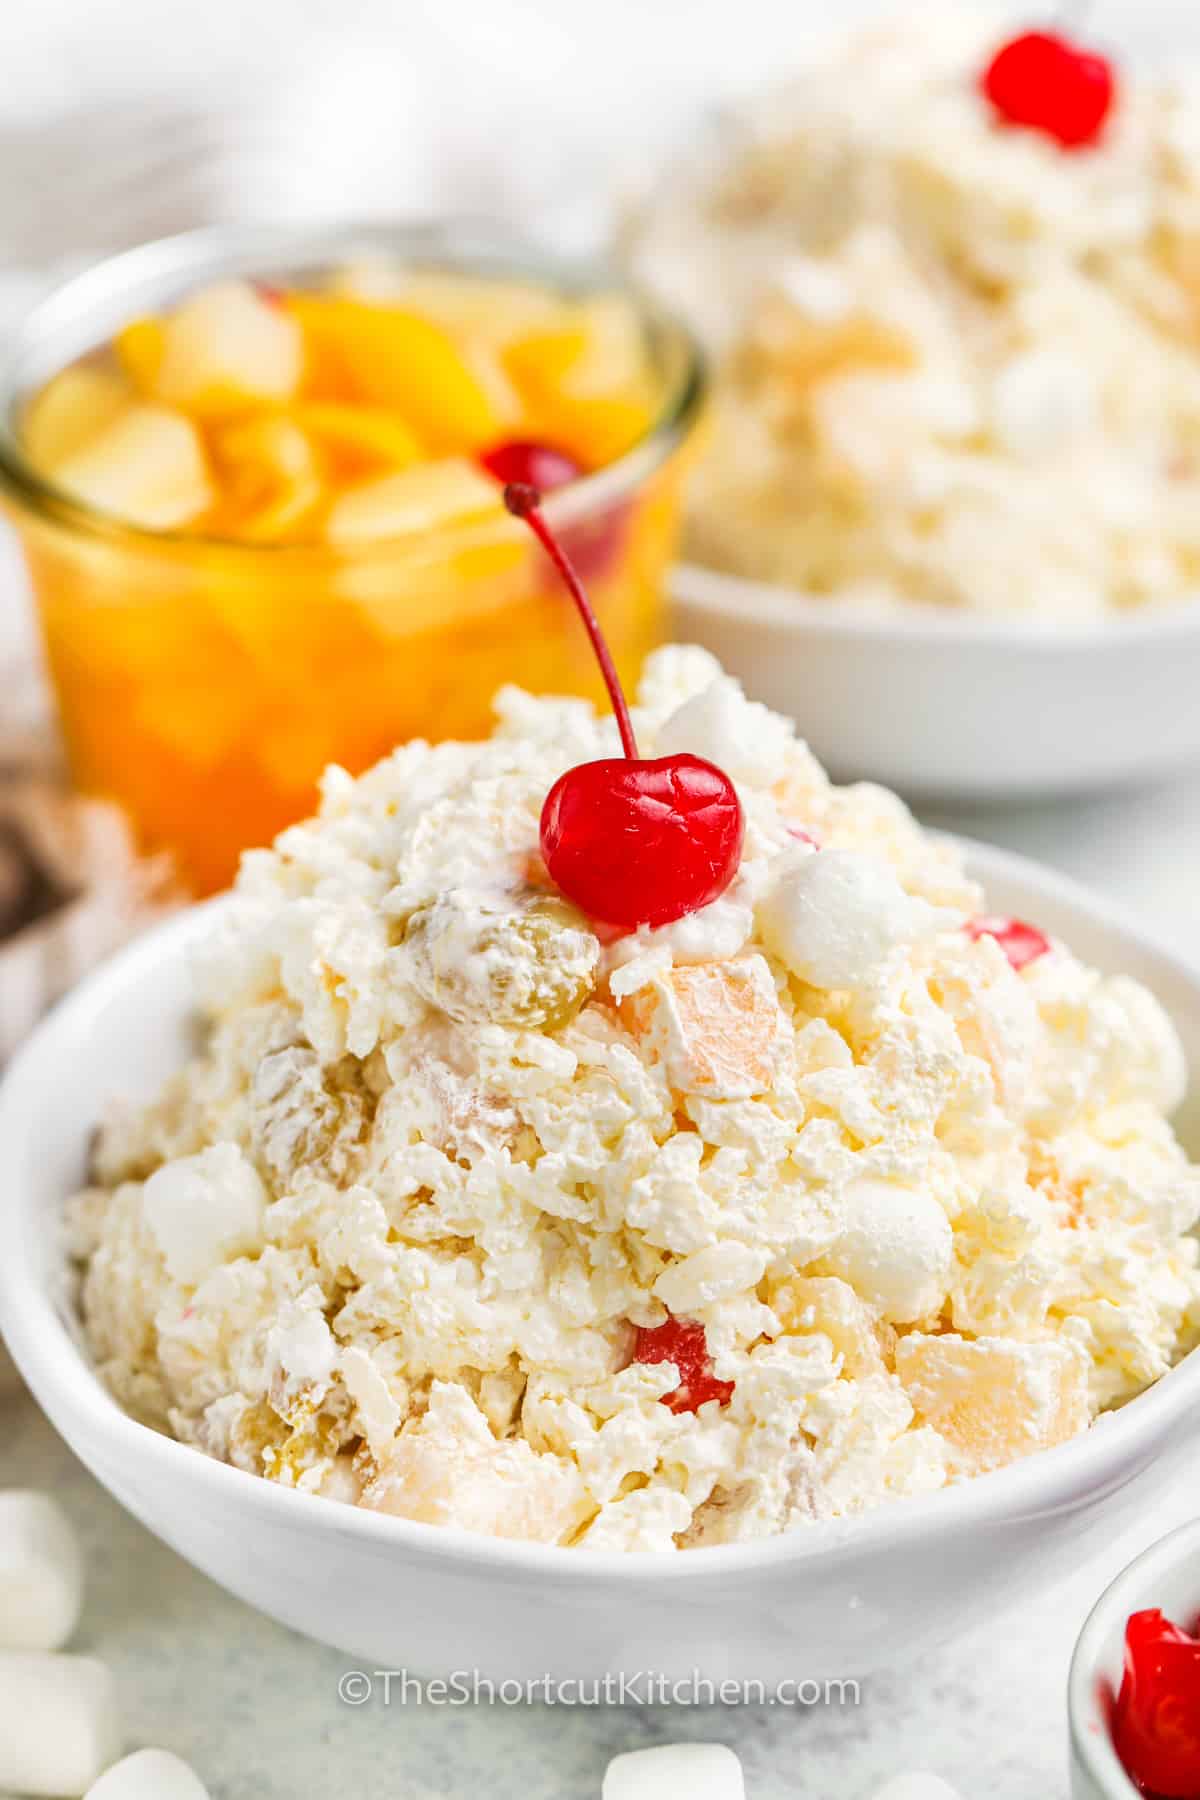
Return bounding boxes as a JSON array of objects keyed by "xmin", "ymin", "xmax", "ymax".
[
  {"xmin": 0, "ymin": 222, "xmax": 703, "ymax": 892},
  {"xmin": 627, "ymin": 8, "xmax": 1200, "ymax": 798},
  {"xmin": 1070, "ymin": 1518, "xmax": 1200, "ymax": 1800}
]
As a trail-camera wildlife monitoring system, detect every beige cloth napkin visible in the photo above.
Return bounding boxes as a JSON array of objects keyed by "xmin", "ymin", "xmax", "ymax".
[{"xmin": 0, "ymin": 699, "xmax": 180, "ymax": 1064}]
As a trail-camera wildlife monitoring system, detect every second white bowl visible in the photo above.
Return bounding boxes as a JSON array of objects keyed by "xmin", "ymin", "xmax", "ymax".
[
  {"xmin": 673, "ymin": 565, "xmax": 1200, "ymax": 801},
  {"xmin": 2, "ymin": 841, "xmax": 1200, "ymax": 1682}
]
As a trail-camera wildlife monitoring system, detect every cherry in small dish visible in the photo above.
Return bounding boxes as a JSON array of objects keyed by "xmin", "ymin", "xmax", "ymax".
[{"xmin": 1114, "ymin": 1606, "xmax": 1200, "ymax": 1798}]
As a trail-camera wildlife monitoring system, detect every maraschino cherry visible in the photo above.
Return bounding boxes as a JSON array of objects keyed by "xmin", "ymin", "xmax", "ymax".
[
  {"xmin": 981, "ymin": 29, "xmax": 1115, "ymax": 148},
  {"xmin": 503, "ymin": 482, "xmax": 744, "ymax": 931},
  {"xmin": 1114, "ymin": 1608, "xmax": 1200, "ymax": 1798},
  {"xmin": 485, "ymin": 442, "xmax": 625, "ymax": 580},
  {"xmin": 480, "ymin": 439, "xmax": 580, "ymax": 492},
  {"xmin": 634, "ymin": 1316, "xmax": 734, "ymax": 1415},
  {"xmin": 965, "ymin": 915, "xmax": 1051, "ymax": 972}
]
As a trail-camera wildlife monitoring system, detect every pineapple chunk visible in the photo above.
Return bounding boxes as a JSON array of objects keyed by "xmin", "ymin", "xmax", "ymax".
[
  {"xmin": 49, "ymin": 403, "xmax": 213, "ymax": 529},
  {"xmin": 771, "ymin": 1275, "xmax": 889, "ymax": 1378},
  {"xmin": 562, "ymin": 295, "xmax": 650, "ymax": 396},
  {"xmin": 114, "ymin": 316, "xmax": 166, "ymax": 393},
  {"xmin": 344, "ymin": 267, "xmax": 568, "ymax": 350},
  {"xmin": 325, "ymin": 457, "xmax": 500, "ymax": 546},
  {"xmin": 153, "ymin": 280, "xmax": 303, "ymax": 418},
  {"xmin": 619, "ymin": 955, "xmax": 780, "ymax": 1100},
  {"xmin": 23, "ymin": 365, "xmax": 130, "ymax": 468},
  {"xmin": 360, "ymin": 1381, "xmax": 586, "ymax": 1544},
  {"xmin": 895, "ymin": 1332, "xmax": 1089, "ymax": 1476}
]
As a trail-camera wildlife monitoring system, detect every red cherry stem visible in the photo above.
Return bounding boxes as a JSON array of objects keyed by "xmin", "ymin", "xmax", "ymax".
[{"xmin": 503, "ymin": 481, "xmax": 639, "ymax": 760}]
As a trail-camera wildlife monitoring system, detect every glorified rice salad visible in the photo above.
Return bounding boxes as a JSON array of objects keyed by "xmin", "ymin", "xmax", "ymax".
[
  {"xmin": 630, "ymin": 8, "xmax": 1200, "ymax": 617},
  {"xmin": 71, "ymin": 603, "xmax": 1200, "ymax": 1548}
]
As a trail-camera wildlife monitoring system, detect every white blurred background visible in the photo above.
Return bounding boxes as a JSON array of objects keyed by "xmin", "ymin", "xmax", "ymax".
[{"xmin": 4, "ymin": 0, "xmax": 1200, "ymax": 276}]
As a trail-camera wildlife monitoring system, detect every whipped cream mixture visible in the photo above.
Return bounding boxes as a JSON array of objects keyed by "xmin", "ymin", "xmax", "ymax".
[
  {"xmin": 71, "ymin": 649, "xmax": 1200, "ymax": 1548},
  {"xmin": 630, "ymin": 9, "xmax": 1200, "ymax": 616}
]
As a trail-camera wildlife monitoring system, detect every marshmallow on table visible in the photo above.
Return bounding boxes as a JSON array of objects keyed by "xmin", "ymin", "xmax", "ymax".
[
  {"xmin": 0, "ymin": 1651, "xmax": 121, "ymax": 1796},
  {"xmin": 603, "ymin": 1744, "xmax": 745, "ymax": 1800},
  {"xmin": 0, "ymin": 1489, "xmax": 85, "ymax": 1650},
  {"xmin": 870, "ymin": 1775, "xmax": 964, "ymax": 1800},
  {"xmin": 86, "ymin": 1748, "xmax": 210, "ymax": 1799}
]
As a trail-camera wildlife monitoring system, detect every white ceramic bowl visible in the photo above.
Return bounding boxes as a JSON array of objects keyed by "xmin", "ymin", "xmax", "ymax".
[
  {"xmin": 1069, "ymin": 1517, "xmax": 1200, "ymax": 1800},
  {"xmin": 673, "ymin": 565, "xmax": 1200, "ymax": 802},
  {"xmin": 3, "ymin": 841, "xmax": 1200, "ymax": 1684}
]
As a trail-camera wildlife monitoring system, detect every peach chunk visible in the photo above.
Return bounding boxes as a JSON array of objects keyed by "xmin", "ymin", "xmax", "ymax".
[
  {"xmin": 621, "ymin": 955, "xmax": 780, "ymax": 1100},
  {"xmin": 895, "ymin": 1332, "xmax": 1089, "ymax": 1476},
  {"xmin": 292, "ymin": 298, "xmax": 501, "ymax": 452},
  {"xmin": 292, "ymin": 402, "xmax": 422, "ymax": 476},
  {"xmin": 114, "ymin": 316, "xmax": 166, "ymax": 393},
  {"xmin": 212, "ymin": 415, "xmax": 322, "ymax": 542},
  {"xmin": 359, "ymin": 1382, "xmax": 585, "ymax": 1544}
]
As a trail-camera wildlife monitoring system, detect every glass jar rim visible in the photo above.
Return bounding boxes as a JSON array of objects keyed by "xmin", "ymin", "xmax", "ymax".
[{"xmin": 0, "ymin": 219, "xmax": 707, "ymax": 559}]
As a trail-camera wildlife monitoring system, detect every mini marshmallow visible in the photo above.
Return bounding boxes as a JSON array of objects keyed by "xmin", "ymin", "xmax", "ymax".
[
  {"xmin": 602, "ymin": 1744, "xmax": 745, "ymax": 1800},
  {"xmin": 991, "ymin": 347, "xmax": 1095, "ymax": 459},
  {"xmin": 86, "ymin": 1747, "xmax": 210, "ymax": 1800},
  {"xmin": 142, "ymin": 1144, "xmax": 265, "ymax": 1285},
  {"xmin": 774, "ymin": 255, "xmax": 853, "ymax": 323},
  {"xmin": 758, "ymin": 848, "xmax": 948, "ymax": 991},
  {"xmin": 869, "ymin": 1774, "xmax": 964, "ymax": 1800},
  {"xmin": 824, "ymin": 1178, "xmax": 954, "ymax": 1324},
  {"xmin": 0, "ymin": 1490, "xmax": 85, "ymax": 1651},
  {"xmin": 0, "ymin": 1651, "xmax": 121, "ymax": 1796}
]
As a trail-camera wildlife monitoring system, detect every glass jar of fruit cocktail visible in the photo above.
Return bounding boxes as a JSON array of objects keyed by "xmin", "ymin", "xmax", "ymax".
[{"xmin": 0, "ymin": 224, "xmax": 704, "ymax": 894}]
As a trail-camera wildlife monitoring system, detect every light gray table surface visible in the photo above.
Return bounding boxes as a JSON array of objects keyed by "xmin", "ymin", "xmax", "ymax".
[{"xmin": 4, "ymin": 767, "xmax": 1200, "ymax": 1800}]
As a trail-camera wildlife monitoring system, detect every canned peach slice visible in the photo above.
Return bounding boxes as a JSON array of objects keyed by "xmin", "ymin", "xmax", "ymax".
[
  {"xmin": 211, "ymin": 415, "xmax": 322, "ymax": 543},
  {"xmin": 290, "ymin": 297, "xmax": 501, "ymax": 452},
  {"xmin": 114, "ymin": 316, "xmax": 166, "ymax": 393},
  {"xmin": 290, "ymin": 403, "xmax": 423, "ymax": 476}
]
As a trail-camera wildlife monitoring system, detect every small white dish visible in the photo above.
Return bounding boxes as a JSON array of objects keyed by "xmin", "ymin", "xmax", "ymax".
[
  {"xmin": 2, "ymin": 840, "xmax": 1200, "ymax": 1682},
  {"xmin": 673, "ymin": 564, "xmax": 1200, "ymax": 802},
  {"xmin": 1069, "ymin": 1516, "xmax": 1200, "ymax": 1800}
]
